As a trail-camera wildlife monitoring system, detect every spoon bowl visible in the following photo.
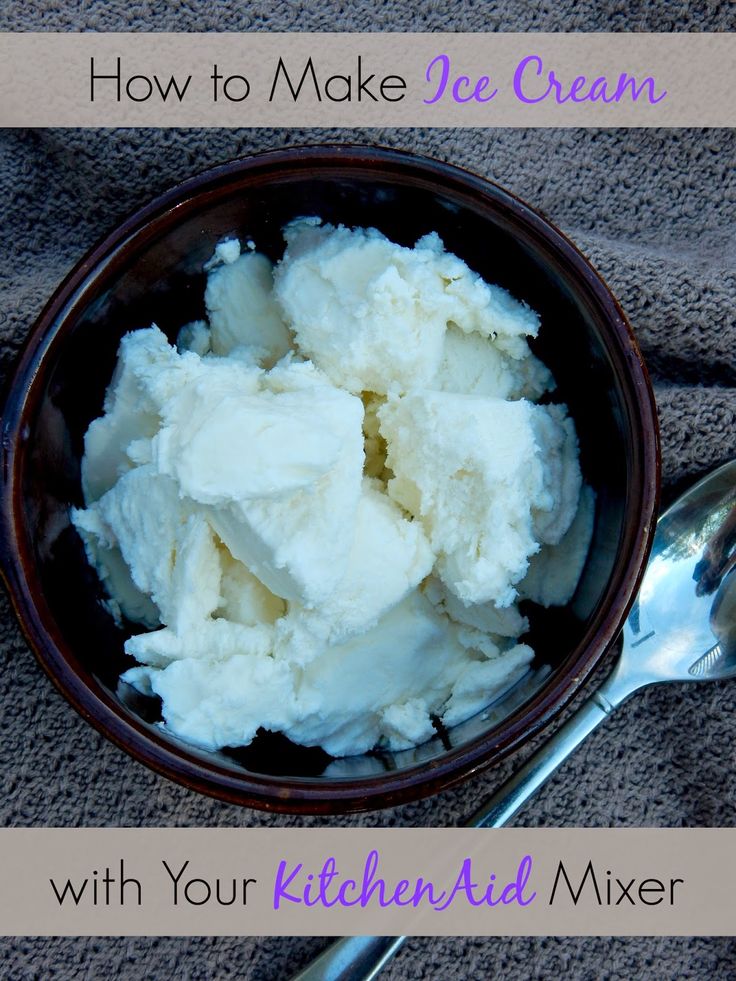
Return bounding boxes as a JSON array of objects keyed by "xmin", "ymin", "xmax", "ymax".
[
  {"xmin": 611, "ymin": 459, "xmax": 736, "ymax": 698},
  {"xmin": 708, "ymin": 568, "xmax": 736, "ymax": 677}
]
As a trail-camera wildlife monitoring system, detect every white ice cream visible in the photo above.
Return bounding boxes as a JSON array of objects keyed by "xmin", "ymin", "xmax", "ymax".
[
  {"xmin": 72, "ymin": 221, "xmax": 594, "ymax": 757},
  {"xmin": 378, "ymin": 391, "xmax": 582, "ymax": 607}
]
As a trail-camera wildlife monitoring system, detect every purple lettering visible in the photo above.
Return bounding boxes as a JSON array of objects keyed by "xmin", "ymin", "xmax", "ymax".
[
  {"xmin": 588, "ymin": 76, "xmax": 614, "ymax": 103},
  {"xmin": 614, "ymin": 74, "xmax": 667, "ymax": 104},
  {"xmin": 513, "ymin": 55, "xmax": 549, "ymax": 103},
  {"xmin": 273, "ymin": 861, "xmax": 303, "ymax": 909},
  {"xmin": 473, "ymin": 75, "xmax": 498, "ymax": 102},
  {"xmin": 514, "ymin": 56, "xmax": 666, "ymax": 107},
  {"xmin": 393, "ymin": 879, "xmax": 412, "ymax": 906},
  {"xmin": 452, "ymin": 74, "xmax": 475, "ymax": 103},
  {"xmin": 337, "ymin": 877, "xmax": 361, "ymax": 907},
  {"xmin": 318, "ymin": 857, "xmax": 340, "ymax": 908},
  {"xmin": 424, "ymin": 54, "xmax": 497, "ymax": 105},
  {"xmin": 424, "ymin": 53, "xmax": 450, "ymax": 104},
  {"xmin": 567, "ymin": 74, "xmax": 589, "ymax": 103},
  {"xmin": 500, "ymin": 854, "xmax": 537, "ymax": 907},
  {"xmin": 452, "ymin": 73, "xmax": 497, "ymax": 104},
  {"xmin": 413, "ymin": 877, "xmax": 447, "ymax": 908},
  {"xmin": 272, "ymin": 851, "xmax": 537, "ymax": 913},
  {"xmin": 434, "ymin": 858, "xmax": 484, "ymax": 911},
  {"xmin": 360, "ymin": 849, "xmax": 388, "ymax": 908}
]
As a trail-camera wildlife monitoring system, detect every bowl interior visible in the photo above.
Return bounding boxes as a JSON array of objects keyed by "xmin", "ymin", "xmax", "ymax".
[{"xmin": 7, "ymin": 150, "xmax": 649, "ymax": 801}]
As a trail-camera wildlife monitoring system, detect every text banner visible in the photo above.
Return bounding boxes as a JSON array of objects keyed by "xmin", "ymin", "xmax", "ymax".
[
  {"xmin": 0, "ymin": 828, "xmax": 734, "ymax": 935},
  {"xmin": 0, "ymin": 32, "xmax": 733, "ymax": 127}
]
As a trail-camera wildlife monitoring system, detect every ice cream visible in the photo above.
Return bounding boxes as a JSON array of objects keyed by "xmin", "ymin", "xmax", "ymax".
[{"xmin": 72, "ymin": 220, "xmax": 593, "ymax": 757}]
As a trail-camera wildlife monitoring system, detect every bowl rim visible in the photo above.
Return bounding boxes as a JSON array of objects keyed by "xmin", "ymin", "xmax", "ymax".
[{"xmin": 0, "ymin": 142, "xmax": 660, "ymax": 814}]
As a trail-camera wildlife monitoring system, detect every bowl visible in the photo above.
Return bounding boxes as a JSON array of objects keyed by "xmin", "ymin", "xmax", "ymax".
[{"xmin": 0, "ymin": 145, "xmax": 659, "ymax": 814}]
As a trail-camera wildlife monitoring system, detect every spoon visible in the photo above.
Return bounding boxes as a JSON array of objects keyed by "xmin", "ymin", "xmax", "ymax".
[{"xmin": 289, "ymin": 459, "xmax": 736, "ymax": 981}]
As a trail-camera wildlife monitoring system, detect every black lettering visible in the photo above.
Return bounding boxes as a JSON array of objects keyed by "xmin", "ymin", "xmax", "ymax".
[
  {"xmin": 356, "ymin": 55, "xmax": 377, "ymax": 102},
  {"xmin": 90, "ymin": 56, "xmax": 121, "ymax": 103},
  {"xmin": 120, "ymin": 860, "xmax": 142, "ymax": 906},
  {"xmin": 211, "ymin": 63, "xmax": 223, "ymax": 101},
  {"xmin": 615, "ymin": 877, "xmax": 636, "ymax": 905},
  {"xmin": 325, "ymin": 72, "xmax": 351, "ymax": 102},
  {"xmin": 215, "ymin": 878, "xmax": 238, "ymax": 906},
  {"xmin": 102, "ymin": 867, "xmax": 114, "ymax": 905},
  {"xmin": 50, "ymin": 876, "xmax": 88, "ymax": 906},
  {"xmin": 222, "ymin": 74, "xmax": 249, "ymax": 102},
  {"xmin": 638, "ymin": 879, "xmax": 665, "ymax": 906},
  {"xmin": 380, "ymin": 75, "xmax": 407, "ymax": 102},
  {"xmin": 153, "ymin": 72, "xmax": 192, "ymax": 103},
  {"xmin": 125, "ymin": 74, "xmax": 154, "ymax": 103},
  {"xmin": 548, "ymin": 860, "xmax": 602, "ymax": 906},
  {"xmin": 162, "ymin": 859, "xmax": 189, "ymax": 905},
  {"xmin": 184, "ymin": 878, "xmax": 211, "ymax": 905},
  {"xmin": 269, "ymin": 57, "xmax": 321, "ymax": 102}
]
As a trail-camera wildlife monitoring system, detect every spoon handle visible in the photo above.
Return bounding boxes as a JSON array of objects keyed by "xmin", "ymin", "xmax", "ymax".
[
  {"xmin": 466, "ymin": 688, "xmax": 616, "ymax": 828},
  {"xmin": 288, "ymin": 686, "xmax": 623, "ymax": 981},
  {"xmin": 288, "ymin": 936, "xmax": 406, "ymax": 981}
]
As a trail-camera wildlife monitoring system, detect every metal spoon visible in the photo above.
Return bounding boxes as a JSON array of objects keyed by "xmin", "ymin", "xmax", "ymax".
[{"xmin": 290, "ymin": 459, "xmax": 736, "ymax": 981}]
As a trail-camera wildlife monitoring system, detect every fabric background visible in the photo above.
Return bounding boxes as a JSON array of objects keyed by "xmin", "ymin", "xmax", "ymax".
[{"xmin": 2, "ymin": 2, "xmax": 736, "ymax": 979}]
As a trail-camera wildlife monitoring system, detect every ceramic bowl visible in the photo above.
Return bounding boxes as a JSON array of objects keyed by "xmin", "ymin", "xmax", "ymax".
[{"xmin": 0, "ymin": 145, "xmax": 659, "ymax": 813}]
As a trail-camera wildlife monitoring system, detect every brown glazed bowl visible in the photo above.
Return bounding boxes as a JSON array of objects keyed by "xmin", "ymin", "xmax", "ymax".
[{"xmin": 0, "ymin": 145, "xmax": 659, "ymax": 814}]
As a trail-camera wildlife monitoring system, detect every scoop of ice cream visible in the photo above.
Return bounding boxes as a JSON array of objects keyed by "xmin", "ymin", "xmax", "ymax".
[
  {"xmin": 205, "ymin": 247, "xmax": 292, "ymax": 367},
  {"xmin": 275, "ymin": 220, "xmax": 546, "ymax": 398},
  {"xmin": 379, "ymin": 391, "xmax": 583, "ymax": 607},
  {"xmin": 73, "ymin": 224, "xmax": 594, "ymax": 760}
]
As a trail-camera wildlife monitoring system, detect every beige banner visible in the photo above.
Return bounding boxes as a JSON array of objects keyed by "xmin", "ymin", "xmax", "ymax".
[
  {"xmin": 0, "ymin": 828, "xmax": 733, "ymax": 936},
  {"xmin": 0, "ymin": 32, "xmax": 733, "ymax": 127}
]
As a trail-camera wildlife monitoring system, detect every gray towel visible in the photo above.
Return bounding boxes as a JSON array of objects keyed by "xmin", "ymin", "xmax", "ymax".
[{"xmin": 2, "ymin": 4, "xmax": 736, "ymax": 979}]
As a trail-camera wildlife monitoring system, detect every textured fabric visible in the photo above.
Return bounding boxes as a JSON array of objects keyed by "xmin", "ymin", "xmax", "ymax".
[
  {"xmin": 0, "ymin": 0, "xmax": 734, "ymax": 32},
  {"xmin": 2, "ymin": 3, "xmax": 736, "ymax": 979}
]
